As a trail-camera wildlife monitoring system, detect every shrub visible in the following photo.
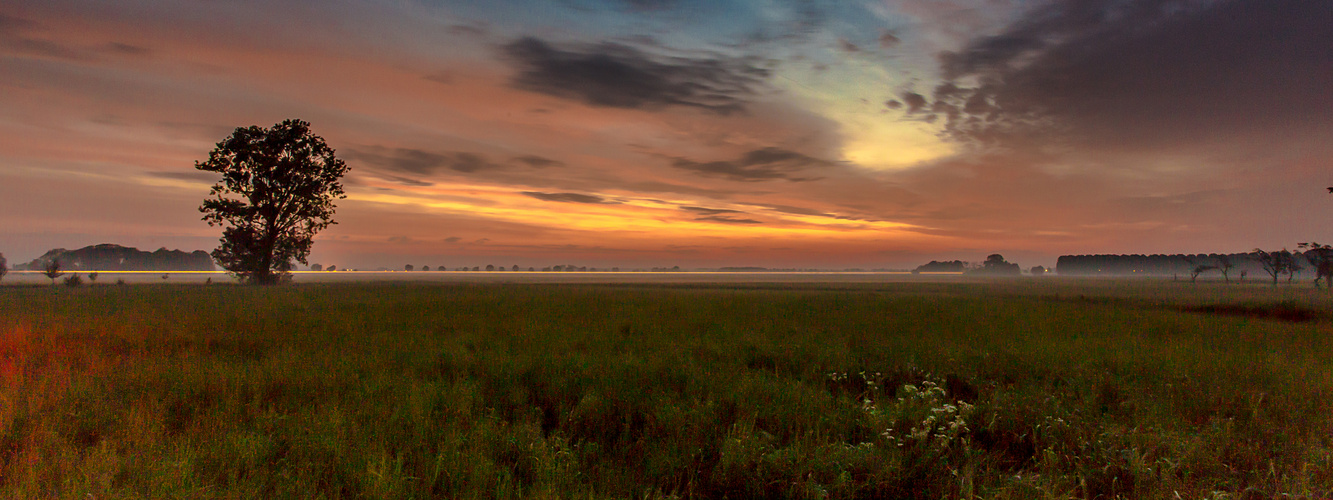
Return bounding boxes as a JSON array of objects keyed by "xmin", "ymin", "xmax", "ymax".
[{"xmin": 63, "ymin": 274, "xmax": 84, "ymax": 287}]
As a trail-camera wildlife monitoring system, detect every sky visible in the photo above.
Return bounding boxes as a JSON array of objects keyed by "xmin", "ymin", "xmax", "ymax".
[{"xmin": 0, "ymin": 0, "xmax": 1329, "ymax": 270}]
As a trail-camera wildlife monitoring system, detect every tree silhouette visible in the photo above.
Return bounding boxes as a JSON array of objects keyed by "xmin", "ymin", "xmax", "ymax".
[
  {"xmin": 311, "ymin": 263, "xmax": 323, "ymax": 272},
  {"xmin": 196, "ymin": 119, "xmax": 349, "ymax": 285},
  {"xmin": 485, "ymin": 264, "xmax": 495, "ymax": 271},
  {"xmin": 0, "ymin": 253, "xmax": 7, "ymax": 283},
  {"xmin": 969, "ymin": 254, "xmax": 1020, "ymax": 276},
  {"xmin": 1215, "ymin": 254, "xmax": 1234, "ymax": 283},
  {"xmin": 404, "ymin": 264, "xmax": 414, "ymax": 272},
  {"xmin": 1252, "ymin": 249, "xmax": 1283, "ymax": 285},
  {"xmin": 1190, "ymin": 264, "xmax": 1216, "ymax": 283},
  {"xmin": 1299, "ymin": 242, "xmax": 1333, "ymax": 288},
  {"xmin": 43, "ymin": 259, "xmax": 63, "ymax": 285}
]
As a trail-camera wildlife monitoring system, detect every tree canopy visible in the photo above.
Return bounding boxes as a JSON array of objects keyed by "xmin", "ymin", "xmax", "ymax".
[{"xmin": 197, "ymin": 119, "xmax": 348, "ymax": 285}]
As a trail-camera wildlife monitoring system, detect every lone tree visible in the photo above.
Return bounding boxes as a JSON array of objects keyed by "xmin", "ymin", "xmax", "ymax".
[
  {"xmin": 1252, "ymin": 249, "xmax": 1286, "ymax": 286},
  {"xmin": 197, "ymin": 119, "xmax": 349, "ymax": 285},
  {"xmin": 1215, "ymin": 254, "xmax": 1235, "ymax": 283},
  {"xmin": 43, "ymin": 259, "xmax": 64, "ymax": 285},
  {"xmin": 0, "ymin": 253, "xmax": 7, "ymax": 283},
  {"xmin": 1299, "ymin": 242, "xmax": 1333, "ymax": 288}
]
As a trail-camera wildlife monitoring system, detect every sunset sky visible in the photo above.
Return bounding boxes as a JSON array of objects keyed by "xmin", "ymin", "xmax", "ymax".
[{"xmin": 1, "ymin": 0, "xmax": 1329, "ymax": 270}]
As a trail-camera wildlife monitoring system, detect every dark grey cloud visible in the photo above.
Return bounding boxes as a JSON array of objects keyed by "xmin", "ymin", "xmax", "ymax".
[
  {"xmin": 900, "ymin": 92, "xmax": 927, "ymax": 114},
  {"xmin": 620, "ymin": 180, "xmax": 748, "ymax": 198},
  {"xmin": 502, "ymin": 36, "xmax": 770, "ymax": 114},
  {"xmin": 0, "ymin": 13, "xmax": 29, "ymax": 33},
  {"xmin": 521, "ymin": 191, "xmax": 611, "ymax": 204},
  {"xmin": 347, "ymin": 147, "xmax": 501, "ymax": 175},
  {"xmin": 878, "ymin": 31, "xmax": 901, "ymax": 49},
  {"xmin": 348, "ymin": 148, "xmax": 572, "ymax": 184},
  {"xmin": 754, "ymin": 203, "xmax": 834, "ymax": 218},
  {"xmin": 615, "ymin": 0, "xmax": 678, "ymax": 11},
  {"xmin": 106, "ymin": 42, "xmax": 149, "ymax": 56},
  {"xmin": 511, "ymin": 155, "xmax": 565, "ymax": 168},
  {"xmin": 382, "ymin": 175, "xmax": 434, "ymax": 187},
  {"xmin": 917, "ymin": 0, "xmax": 1333, "ymax": 151},
  {"xmin": 837, "ymin": 38, "xmax": 859, "ymax": 53},
  {"xmin": 147, "ymin": 170, "xmax": 218, "ymax": 182},
  {"xmin": 671, "ymin": 147, "xmax": 835, "ymax": 182},
  {"xmin": 695, "ymin": 215, "xmax": 762, "ymax": 224},
  {"xmin": 680, "ymin": 206, "xmax": 742, "ymax": 216},
  {"xmin": 0, "ymin": 13, "xmax": 92, "ymax": 61}
]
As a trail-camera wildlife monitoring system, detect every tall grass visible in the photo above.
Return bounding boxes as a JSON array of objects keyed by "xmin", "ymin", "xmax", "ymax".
[{"xmin": 0, "ymin": 281, "xmax": 1330, "ymax": 498}]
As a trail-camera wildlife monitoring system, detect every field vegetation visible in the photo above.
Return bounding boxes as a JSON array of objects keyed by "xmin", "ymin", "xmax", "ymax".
[{"xmin": 0, "ymin": 280, "xmax": 1331, "ymax": 499}]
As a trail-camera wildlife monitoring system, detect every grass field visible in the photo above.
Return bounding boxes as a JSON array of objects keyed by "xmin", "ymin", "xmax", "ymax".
[{"xmin": 1, "ymin": 279, "xmax": 1332, "ymax": 499}]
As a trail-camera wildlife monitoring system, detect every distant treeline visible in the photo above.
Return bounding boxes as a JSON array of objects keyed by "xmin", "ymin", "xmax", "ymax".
[
  {"xmin": 18, "ymin": 244, "xmax": 215, "ymax": 271},
  {"xmin": 913, "ymin": 255, "xmax": 1023, "ymax": 275},
  {"xmin": 913, "ymin": 260, "xmax": 967, "ymax": 273},
  {"xmin": 1056, "ymin": 253, "xmax": 1286, "ymax": 277}
]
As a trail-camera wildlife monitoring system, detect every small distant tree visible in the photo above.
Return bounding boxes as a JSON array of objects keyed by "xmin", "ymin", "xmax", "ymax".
[
  {"xmin": 311, "ymin": 263, "xmax": 323, "ymax": 272},
  {"xmin": 44, "ymin": 259, "xmax": 63, "ymax": 285},
  {"xmin": 421, "ymin": 265, "xmax": 431, "ymax": 271},
  {"xmin": 1030, "ymin": 265, "xmax": 1046, "ymax": 276},
  {"xmin": 485, "ymin": 264, "xmax": 495, "ymax": 271},
  {"xmin": 405, "ymin": 264, "xmax": 414, "ymax": 272},
  {"xmin": 1299, "ymin": 242, "xmax": 1333, "ymax": 288},
  {"xmin": 0, "ymin": 253, "xmax": 7, "ymax": 283},
  {"xmin": 326, "ymin": 264, "xmax": 337, "ymax": 271},
  {"xmin": 472, "ymin": 266, "xmax": 480, "ymax": 271},
  {"xmin": 162, "ymin": 273, "xmax": 169, "ymax": 280},
  {"xmin": 1190, "ymin": 264, "xmax": 1216, "ymax": 283},
  {"xmin": 1286, "ymin": 253, "xmax": 1304, "ymax": 283},
  {"xmin": 511, "ymin": 265, "xmax": 520, "ymax": 272},
  {"xmin": 969, "ymin": 254, "xmax": 1021, "ymax": 276},
  {"xmin": 87, "ymin": 272, "xmax": 99, "ymax": 283},
  {"xmin": 1252, "ymin": 249, "xmax": 1287, "ymax": 286},
  {"xmin": 1215, "ymin": 255, "xmax": 1234, "ymax": 283},
  {"xmin": 63, "ymin": 274, "xmax": 83, "ymax": 287}
]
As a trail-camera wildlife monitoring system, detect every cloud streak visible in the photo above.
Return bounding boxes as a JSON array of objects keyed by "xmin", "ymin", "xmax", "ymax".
[
  {"xmin": 503, "ymin": 36, "xmax": 770, "ymax": 114},
  {"xmin": 671, "ymin": 147, "xmax": 835, "ymax": 182},
  {"xmin": 521, "ymin": 191, "xmax": 612, "ymax": 204}
]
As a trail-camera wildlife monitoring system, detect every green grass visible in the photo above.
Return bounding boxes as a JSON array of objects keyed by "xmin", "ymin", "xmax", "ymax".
[{"xmin": 1, "ymin": 280, "xmax": 1332, "ymax": 499}]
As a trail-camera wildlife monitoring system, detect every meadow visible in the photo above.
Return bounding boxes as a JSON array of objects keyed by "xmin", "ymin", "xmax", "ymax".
[{"xmin": 0, "ymin": 279, "xmax": 1331, "ymax": 499}]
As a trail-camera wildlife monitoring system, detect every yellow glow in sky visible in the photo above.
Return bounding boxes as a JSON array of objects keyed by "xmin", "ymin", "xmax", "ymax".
[{"xmin": 772, "ymin": 63, "xmax": 955, "ymax": 170}]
